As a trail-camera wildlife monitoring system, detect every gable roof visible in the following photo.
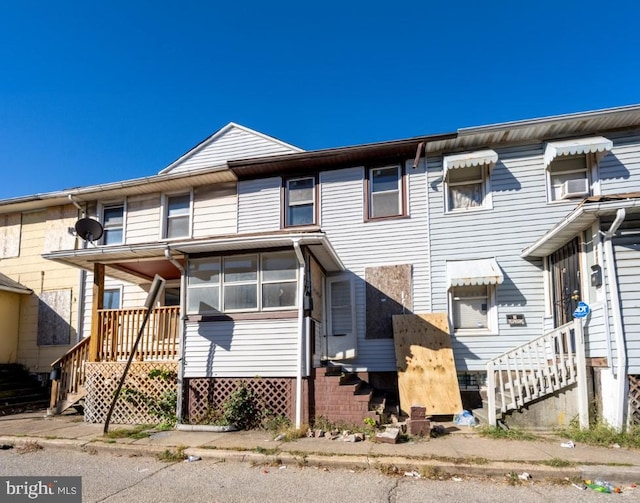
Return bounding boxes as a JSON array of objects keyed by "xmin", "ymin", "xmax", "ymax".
[
  {"xmin": 0, "ymin": 272, "xmax": 32, "ymax": 295},
  {"xmin": 159, "ymin": 122, "xmax": 303, "ymax": 175}
]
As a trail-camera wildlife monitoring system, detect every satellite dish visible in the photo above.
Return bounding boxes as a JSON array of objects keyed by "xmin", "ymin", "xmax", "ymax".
[{"xmin": 75, "ymin": 218, "xmax": 104, "ymax": 243}]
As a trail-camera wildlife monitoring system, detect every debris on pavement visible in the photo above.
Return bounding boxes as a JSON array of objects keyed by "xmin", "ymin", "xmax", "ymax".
[
  {"xmin": 375, "ymin": 427, "xmax": 400, "ymax": 444},
  {"xmin": 517, "ymin": 472, "xmax": 531, "ymax": 481},
  {"xmin": 404, "ymin": 471, "xmax": 421, "ymax": 478},
  {"xmin": 560, "ymin": 441, "xmax": 575, "ymax": 448},
  {"xmin": 186, "ymin": 455, "xmax": 201, "ymax": 462}
]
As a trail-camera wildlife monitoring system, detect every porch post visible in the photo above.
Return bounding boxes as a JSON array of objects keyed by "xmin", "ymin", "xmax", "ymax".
[
  {"xmin": 574, "ymin": 318, "xmax": 589, "ymax": 429},
  {"xmin": 88, "ymin": 263, "xmax": 104, "ymax": 362},
  {"xmin": 486, "ymin": 360, "xmax": 497, "ymax": 427}
]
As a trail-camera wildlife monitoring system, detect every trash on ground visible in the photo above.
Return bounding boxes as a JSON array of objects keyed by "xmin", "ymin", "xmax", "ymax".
[
  {"xmin": 136, "ymin": 467, "xmax": 150, "ymax": 472},
  {"xmin": 279, "ymin": 465, "xmax": 287, "ymax": 470},
  {"xmin": 560, "ymin": 441, "xmax": 575, "ymax": 448},
  {"xmin": 453, "ymin": 410, "xmax": 477, "ymax": 427},
  {"xmin": 430, "ymin": 425, "xmax": 446, "ymax": 438},
  {"xmin": 572, "ymin": 483, "xmax": 587, "ymax": 490},
  {"xmin": 186, "ymin": 455, "xmax": 201, "ymax": 462},
  {"xmin": 452, "ymin": 477, "xmax": 463, "ymax": 482},
  {"xmin": 0, "ymin": 444, "xmax": 14, "ymax": 450},
  {"xmin": 274, "ymin": 433, "xmax": 286, "ymax": 441},
  {"xmin": 403, "ymin": 471, "xmax": 421, "ymax": 478},
  {"xmin": 584, "ymin": 479, "xmax": 621, "ymax": 494},
  {"xmin": 611, "ymin": 443, "xmax": 621, "ymax": 449},
  {"xmin": 518, "ymin": 472, "xmax": 531, "ymax": 480}
]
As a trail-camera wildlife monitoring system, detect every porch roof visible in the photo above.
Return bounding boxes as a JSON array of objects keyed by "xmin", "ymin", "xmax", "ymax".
[
  {"xmin": 0, "ymin": 272, "xmax": 32, "ymax": 295},
  {"xmin": 521, "ymin": 193, "xmax": 640, "ymax": 258},
  {"xmin": 42, "ymin": 231, "xmax": 344, "ymax": 284}
]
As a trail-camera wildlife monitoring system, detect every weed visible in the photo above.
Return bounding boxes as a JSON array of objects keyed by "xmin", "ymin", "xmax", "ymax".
[
  {"xmin": 17, "ymin": 441, "xmax": 43, "ymax": 454},
  {"xmin": 255, "ymin": 446, "xmax": 279, "ymax": 456},
  {"xmin": 540, "ymin": 457, "xmax": 574, "ymax": 468},
  {"xmin": 156, "ymin": 445, "xmax": 186, "ymax": 462},
  {"xmin": 419, "ymin": 465, "xmax": 442, "ymax": 479},
  {"xmin": 556, "ymin": 420, "xmax": 640, "ymax": 449},
  {"xmin": 506, "ymin": 471, "xmax": 520, "ymax": 486},
  {"xmin": 376, "ymin": 463, "xmax": 400, "ymax": 476},
  {"xmin": 104, "ymin": 424, "xmax": 153, "ymax": 439},
  {"xmin": 477, "ymin": 426, "xmax": 538, "ymax": 441}
]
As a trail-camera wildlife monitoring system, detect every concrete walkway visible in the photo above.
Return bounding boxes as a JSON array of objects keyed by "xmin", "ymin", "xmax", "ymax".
[{"xmin": 1, "ymin": 411, "xmax": 639, "ymax": 486}]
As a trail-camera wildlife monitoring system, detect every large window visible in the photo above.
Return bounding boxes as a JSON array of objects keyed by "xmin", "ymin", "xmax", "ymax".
[
  {"xmin": 285, "ymin": 177, "xmax": 316, "ymax": 227},
  {"xmin": 367, "ymin": 165, "xmax": 404, "ymax": 219},
  {"xmin": 187, "ymin": 251, "xmax": 298, "ymax": 314},
  {"xmin": 102, "ymin": 203, "xmax": 124, "ymax": 245},
  {"xmin": 164, "ymin": 193, "xmax": 191, "ymax": 239},
  {"xmin": 451, "ymin": 285, "xmax": 496, "ymax": 333},
  {"xmin": 446, "ymin": 165, "xmax": 490, "ymax": 211}
]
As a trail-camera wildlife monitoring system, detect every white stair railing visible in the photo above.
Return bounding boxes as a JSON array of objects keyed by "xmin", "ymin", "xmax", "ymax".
[{"xmin": 487, "ymin": 319, "xmax": 587, "ymax": 427}]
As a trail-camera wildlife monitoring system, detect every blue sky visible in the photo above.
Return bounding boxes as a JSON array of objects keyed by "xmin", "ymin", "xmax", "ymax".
[{"xmin": 1, "ymin": 1, "xmax": 639, "ymax": 199}]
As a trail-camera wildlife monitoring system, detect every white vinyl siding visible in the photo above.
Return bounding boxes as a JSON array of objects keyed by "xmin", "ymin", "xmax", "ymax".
[
  {"xmin": 237, "ymin": 178, "xmax": 282, "ymax": 233},
  {"xmin": 319, "ymin": 160, "xmax": 430, "ymax": 372},
  {"xmin": 165, "ymin": 126, "xmax": 301, "ymax": 174},
  {"xmin": 192, "ymin": 183, "xmax": 237, "ymax": 237},
  {"xmin": 183, "ymin": 318, "xmax": 299, "ymax": 377},
  {"xmin": 125, "ymin": 194, "xmax": 161, "ymax": 245}
]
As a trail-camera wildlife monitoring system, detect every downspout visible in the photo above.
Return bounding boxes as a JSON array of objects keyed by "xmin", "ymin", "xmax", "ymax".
[
  {"xmin": 165, "ymin": 246, "xmax": 186, "ymax": 424},
  {"xmin": 69, "ymin": 195, "xmax": 86, "ymax": 343},
  {"xmin": 292, "ymin": 238, "xmax": 305, "ymax": 430},
  {"xmin": 602, "ymin": 208, "xmax": 626, "ymax": 429}
]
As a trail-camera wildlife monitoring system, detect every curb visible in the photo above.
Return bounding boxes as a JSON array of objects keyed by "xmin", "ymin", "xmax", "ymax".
[{"xmin": 2, "ymin": 435, "xmax": 639, "ymax": 484}]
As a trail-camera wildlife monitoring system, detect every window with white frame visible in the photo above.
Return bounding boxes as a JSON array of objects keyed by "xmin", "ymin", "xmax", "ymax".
[
  {"xmin": 446, "ymin": 165, "xmax": 489, "ymax": 211},
  {"xmin": 285, "ymin": 177, "xmax": 316, "ymax": 227},
  {"xmin": 102, "ymin": 203, "xmax": 124, "ymax": 245},
  {"xmin": 451, "ymin": 285, "xmax": 495, "ymax": 332},
  {"xmin": 164, "ymin": 193, "xmax": 191, "ymax": 239},
  {"xmin": 547, "ymin": 155, "xmax": 590, "ymax": 202},
  {"xmin": 186, "ymin": 251, "xmax": 298, "ymax": 315},
  {"xmin": 103, "ymin": 288, "xmax": 121, "ymax": 310},
  {"xmin": 367, "ymin": 165, "xmax": 403, "ymax": 219}
]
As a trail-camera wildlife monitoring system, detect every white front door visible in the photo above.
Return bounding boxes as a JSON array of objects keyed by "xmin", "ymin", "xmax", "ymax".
[{"xmin": 324, "ymin": 276, "xmax": 356, "ymax": 360}]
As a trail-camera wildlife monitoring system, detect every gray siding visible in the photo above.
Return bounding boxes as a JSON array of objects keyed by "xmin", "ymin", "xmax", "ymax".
[
  {"xmin": 183, "ymin": 319, "xmax": 299, "ymax": 377},
  {"xmin": 599, "ymin": 131, "xmax": 640, "ymax": 193},
  {"xmin": 427, "ymin": 144, "xmax": 586, "ymax": 371}
]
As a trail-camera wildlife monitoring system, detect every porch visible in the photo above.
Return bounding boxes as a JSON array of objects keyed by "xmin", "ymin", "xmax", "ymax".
[{"xmin": 48, "ymin": 306, "xmax": 180, "ymax": 415}]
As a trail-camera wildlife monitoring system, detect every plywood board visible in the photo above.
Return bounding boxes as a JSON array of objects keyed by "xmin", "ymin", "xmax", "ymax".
[
  {"xmin": 392, "ymin": 313, "xmax": 463, "ymax": 416},
  {"xmin": 365, "ymin": 264, "xmax": 412, "ymax": 339}
]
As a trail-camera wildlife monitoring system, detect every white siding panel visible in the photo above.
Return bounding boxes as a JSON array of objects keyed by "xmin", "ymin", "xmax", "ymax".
[
  {"xmin": 126, "ymin": 194, "xmax": 161, "ymax": 244},
  {"xmin": 183, "ymin": 318, "xmax": 299, "ymax": 377},
  {"xmin": 599, "ymin": 132, "xmax": 640, "ymax": 194},
  {"xmin": 237, "ymin": 178, "xmax": 281, "ymax": 233},
  {"xmin": 169, "ymin": 128, "xmax": 298, "ymax": 173},
  {"xmin": 193, "ymin": 184, "xmax": 237, "ymax": 237},
  {"xmin": 320, "ymin": 161, "xmax": 431, "ymax": 372}
]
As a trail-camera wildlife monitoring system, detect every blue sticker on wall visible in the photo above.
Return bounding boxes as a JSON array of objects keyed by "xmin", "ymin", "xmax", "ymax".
[{"xmin": 573, "ymin": 301, "xmax": 590, "ymax": 319}]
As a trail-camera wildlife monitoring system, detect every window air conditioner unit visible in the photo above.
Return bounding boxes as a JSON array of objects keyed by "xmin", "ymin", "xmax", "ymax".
[{"xmin": 560, "ymin": 178, "xmax": 589, "ymax": 199}]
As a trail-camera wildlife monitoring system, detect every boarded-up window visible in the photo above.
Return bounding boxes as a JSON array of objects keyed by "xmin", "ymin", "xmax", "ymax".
[
  {"xmin": 365, "ymin": 264, "xmax": 412, "ymax": 339},
  {"xmin": 44, "ymin": 205, "xmax": 77, "ymax": 253},
  {"xmin": 37, "ymin": 289, "xmax": 72, "ymax": 345},
  {"xmin": 0, "ymin": 213, "xmax": 21, "ymax": 258}
]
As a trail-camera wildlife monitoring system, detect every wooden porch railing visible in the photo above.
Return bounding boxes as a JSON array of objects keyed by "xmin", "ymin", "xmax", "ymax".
[
  {"xmin": 94, "ymin": 306, "xmax": 181, "ymax": 361},
  {"xmin": 49, "ymin": 306, "xmax": 180, "ymax": 414},
  {"xmin": 49, "ymin": 336, "xmax": 91, "ymax": 413},
  {"xmin": 486, "ymin": 319, "xmax": 588, "ymax": 428}
]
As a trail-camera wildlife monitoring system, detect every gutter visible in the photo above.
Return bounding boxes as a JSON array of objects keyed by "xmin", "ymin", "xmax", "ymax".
[
  {"xmin": 165, "ymin": 247, "xmax": 187, "ymax": 425},
  {"xmin": 602, "ymin": 208, "xmax": 627, "ymax": 429},
  {"xmin": 292, "ymin": 238, "xmax": 306, "ymax": 430}
]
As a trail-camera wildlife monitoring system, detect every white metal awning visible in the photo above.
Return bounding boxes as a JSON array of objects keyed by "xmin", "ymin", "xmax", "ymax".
[
  {"xmin": 446, "ymin": 258, "xmax": 504, "ymax": 288},
  {"xmin": 543, "ymin": 136, "xmax": 613, "ymax": 168},
  {"xmin": 443, "ymin": 149, "xmax": 498, "ymax": 178}
]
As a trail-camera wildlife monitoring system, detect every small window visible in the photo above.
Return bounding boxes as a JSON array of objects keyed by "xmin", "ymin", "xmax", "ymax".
[
  {"xmin": 102, "ymin": 203, "xmax": 124, "ymax": 245},
  {"xmin": 451, "ymin": 285, "xmax": 495, "ymax": 333},
  {"xmin": 446, "ymin": 165, "xmax": 490, "ymax": 212},
  {"xmin": 285, "ymin": 177, "xmax": 316, "ymax": 226},
  {"xmin": 103, "ymin": 288, "xmax": 121, "ymax": 310},
  {"xmin": 261, "ymin": 252, "xmax": 298, "ymax": 308},
  {"xmin": 368, "ymin": 165, "xmax": 403, "ymax": 219},
  {"xmin": 547, "ymin": 156, "xmax": 590, "ymax": 202},
  {"xmin": 164, "ymin": 193, "xmax": 191, "ymax": 239}
]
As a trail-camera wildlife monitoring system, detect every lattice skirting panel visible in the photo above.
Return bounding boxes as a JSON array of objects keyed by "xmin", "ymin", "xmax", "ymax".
[
  {"xmin": 629, "ymin": 375, "xmax": 640, "ymax": 425},
  {"xmin": 185, "ymin": 377, "xmax": 294, "ymax": 424},
  {"xmin": 84, "ymin": 361, "xmax": 178, "ymax": 424}
]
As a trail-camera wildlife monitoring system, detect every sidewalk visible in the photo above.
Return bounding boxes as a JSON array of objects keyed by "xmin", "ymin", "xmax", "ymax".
[{"xmin": 1, "ymin": 410, "xmax": 639, "ymax": 486}]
